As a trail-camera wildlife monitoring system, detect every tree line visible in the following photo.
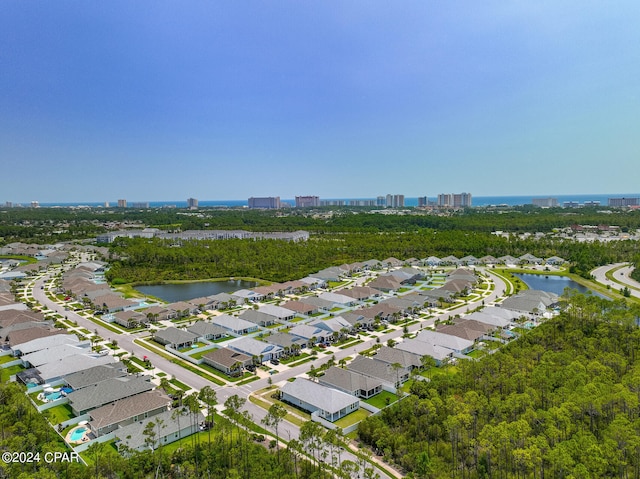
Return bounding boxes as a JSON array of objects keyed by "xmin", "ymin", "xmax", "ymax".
[
  {"xmin": 105, "ymin": 231, "xmax": 640, "ymax": 284},
  {"xmin": 357, "ymin": 293, "xmax": 640, "ymax": 478}
]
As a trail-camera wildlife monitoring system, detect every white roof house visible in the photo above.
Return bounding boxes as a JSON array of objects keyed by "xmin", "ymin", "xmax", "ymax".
[
  {"xmin": 12, "ymin": 333, "xmax": 80, "ymax": 356},
  {"xmin": 395, "ymin": 338, "xmax": 452, "ymax": 363},
  {"xmin": 414, "ymin": 330, "xmax": 474, "ymax": 354},
  {"xmin": 257, "ymin": 304, "xmax": 296, "ymax": 320},
  {"xmin": 210, "ymin": 314, "xmax": 258, "ymax": 334},
  {"xmin": 227, "ymin": 337, "xmax": 283, "ymax": 361},
  {"xmin": 317, "ymin": 292, "xmax": 355, "ymax": 307},
  {"xmin": 280, "ymin": 378, "xmax": 359, "ymax": 422},
  {"xmin": 21, "ymin": 341, "xmax": 92, "ymax": 367}
]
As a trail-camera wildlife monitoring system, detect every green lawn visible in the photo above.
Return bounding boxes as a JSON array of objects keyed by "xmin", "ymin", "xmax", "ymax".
[
  {"xmin": 170, "ymin": 378, "xmax": 191, "ymax": 391},
  {"xmin": 44, "ymin": 404, "xmax": 75, "ymax": 425},
  {"xmin": 280, "ymin": 353, "xmax": 310, "ymax": 364},
  {"xmin": 189, "ymin": 348, "xmax": 216, "ymax": 360},
  {"xmin": 363, "ymin": 390, "xmax": 399, "ymax": 409},
  {"xmin": 0, "ymin": 355, "xmax": 16, "ymax": 365},
  {"xmin": 333, "ymin": 408, "xmax": 371, "ymax": 428},
  {"xmin": 467, "ymin": 349, "xmax": 486, "ymax": 359},
  {"xmin": 339, "ymin": 339, "xmax": 364, "ymax": 350},
  {"xmin": 286, "ymin": 357, "xmax": 314, "ymax": 368},
  {"xmin": 0, "ymin": 364, "xmax": 25, "ymax": 382}
]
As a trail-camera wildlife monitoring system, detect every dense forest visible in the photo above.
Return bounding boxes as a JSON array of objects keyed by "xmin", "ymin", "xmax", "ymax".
[
  {"xmin": 105, "ymin": 232, "xmax": 640, "ymax": 283},
  {"xmin": 358, "ymin": 293, "xmax": 640, "ymax": 478},
  {"xmin": 2, "ymin": 205, "xmax": 640, "ymax": 244}
]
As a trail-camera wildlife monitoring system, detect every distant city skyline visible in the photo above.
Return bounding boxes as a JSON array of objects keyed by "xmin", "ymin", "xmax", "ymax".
[
  {"xmin": 5, "ymin": 193, "xmax": 640, "ymax": 209},
  {"xmin": 2, "ymin": 2, "xmax": 640, "ymax": 202}
]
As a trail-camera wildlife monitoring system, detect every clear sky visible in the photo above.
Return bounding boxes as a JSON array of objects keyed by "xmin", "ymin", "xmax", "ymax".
[{"xmin": 2, "ymin": 1, "xmax": 640, "ymax": 203}]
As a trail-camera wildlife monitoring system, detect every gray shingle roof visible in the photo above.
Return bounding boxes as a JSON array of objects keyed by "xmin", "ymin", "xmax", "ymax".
[
  {"xmin": 280, "ymin": 378, "xmax": 358, "ymax": 414},
  {"xmin": 67, "ymin": 376, "xmax": 154, "ymax": 414},
  {"xmin": 63, "ymin": 362, "xmax": 128, "ymax": 390}
]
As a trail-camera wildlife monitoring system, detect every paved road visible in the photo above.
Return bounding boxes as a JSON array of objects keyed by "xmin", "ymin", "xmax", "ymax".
[
  {"xmin": 591, "ymin": 263, "xmax": 640, "ymax": 298},
  {"xmin": 30, "ymin": 263, "xmax": 507, "ymax": 479}
]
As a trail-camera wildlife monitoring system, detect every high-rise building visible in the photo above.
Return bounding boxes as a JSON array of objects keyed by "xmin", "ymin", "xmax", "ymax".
[
  {"xmin": 295, "ymin": 196, "xmax": 320, "ymax": 208},
  {"xmin": 130, "ymin": 202, "xmax": 150, "ymax": 209},
  {"xmin": 104, "ymin": 201, "xmax": 110, "ymax": 208},
  {"xmin": 418, "ymin": 196, "xmax": 428, "ymax": 207},
  {"xmin": 348, "ymin": 199, "xmax": 376, "ymax": 206},
  {"xmin": 187, "ymin": 198, "xmax": 199, "ymax": 210},
  {"xmin": 608, "ymin": 197, "xmax": 639, "ymax": 207},
  {"xmin": 248, "ymin": 197, "xmax": 281, "ymax": 209},
  {"xmin": 438, "ymin": 192, "xmax": 472, "ymax": 208},
  {"xmin": 376, "ymin": 196, "xmax": 386, "ymax": 207},
  {"xmin": 117, "ymin": 199, "xmax": 127, "ymax": 208},
  {"xmin": 532, "ymin": 198, "xmax": 558, "ymax": 207},
  {"xmin": 384, "ymin": 194, "xmax": 405, "ymax": 208},
  {"xmin": 30, "ymin": 201, "xmax": 39, "ymax": 208},
  {"xmin": 4, "ymin": 202, "xmax": 12, "ymax": 208}
]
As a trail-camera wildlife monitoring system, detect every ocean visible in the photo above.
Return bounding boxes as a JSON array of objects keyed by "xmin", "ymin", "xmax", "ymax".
[{"xmin": 32, "ymin": 193, "xmax": 639, "ymax": 209}]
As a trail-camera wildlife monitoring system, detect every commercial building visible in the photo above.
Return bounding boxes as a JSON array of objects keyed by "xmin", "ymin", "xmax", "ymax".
[{"xmin": 248, "ymin": 197, "xmax": 281, "ymax": 209}]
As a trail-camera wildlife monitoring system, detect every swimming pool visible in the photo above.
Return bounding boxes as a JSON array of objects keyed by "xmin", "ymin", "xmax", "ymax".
[
  {"xmin": 69, "ymin": 427, "xmax": 88, "ymax": 442},
  {"xmin": 45, "ymin": 391, "xmax": 62, "ymax": 401}
]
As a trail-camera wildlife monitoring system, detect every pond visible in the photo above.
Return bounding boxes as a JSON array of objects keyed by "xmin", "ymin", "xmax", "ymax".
[
  {"xmin": 514, "ymin": 274, "xmax": 607, "ymax": 299},
  {"xmin": 135, "ymin": 279, "xmax": 257, "ymax": 303}
]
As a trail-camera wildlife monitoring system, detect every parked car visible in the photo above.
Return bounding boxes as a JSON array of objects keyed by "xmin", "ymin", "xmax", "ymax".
[{"xmin": 270, "ymin": 358, "xmax": 280, "ymax": 366}]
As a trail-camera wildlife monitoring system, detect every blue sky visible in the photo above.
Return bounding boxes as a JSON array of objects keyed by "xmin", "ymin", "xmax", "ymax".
[{"xmin": 2, "ymin": 1, "xmax": 640, "ymax": 203}]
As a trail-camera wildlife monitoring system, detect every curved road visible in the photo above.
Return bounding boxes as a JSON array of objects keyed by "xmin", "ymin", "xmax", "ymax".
[
  {"xmin": 30, "ymin": 264, "xmax": 507, "ymax": 479},
  {"xmin": 591, "ymin": 263, "xmax": 640, "ymax": 299}
]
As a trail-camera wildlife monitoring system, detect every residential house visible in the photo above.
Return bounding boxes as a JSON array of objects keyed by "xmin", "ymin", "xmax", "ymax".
[
  {"xmin": 289, "ymin": 324, "xmax": 331, "ymax": 345},
  {"xmin": 413, "ymin": 330, "xmax": 474, "ymax": 355},
  {"xmin": 227, "ymin": 337, "xmax": 283, "ymax": 362},
  {"xmin": 257, "ymin": 304, "xmax": 296, "ymax": 322},
  {"xmin": 395, "ymin": 338, "xmax": 452, "ymax": 365},
  {"xmin": 210, "ymin": 314, "xmax": 258, "ymax": 335},
  {"xmin": 367, "ymin": 276, "xmax": 402, "ymax": 292},
  {"xmin": 62, "ymin": 362, "xmax": 128, "ymax": 391},
  {"xmin": 263, "ymin": 332, "xmax": 306, "ymax": 354},
  {"xmin": 239, "ymin": 309, "xmax": 276, "ymax": 327},
  {"xmin": 115, "ymin": 407, "xmax": 205, "ymax": 452},
  {"xmin": 89, "ymin": 389, "xmax": 171, "ymax": 436},
  {"xmin": 319, "ymin": 366, "xmax": 383, "ymax": 399},
  {"xmin": 186, "ymin": 322, "xmax": 227, "ymax": 341},
  {"xmin": 165, "ymin": 301, "xmax": 199, "ymax": 318},
  {"xmin": 347, "ymin": 356, "xmax": 409, "ymax": 388},
  {"xmin": 339, "ymin": 286, "xmax": 382, "ymax": 301},
  {"xmin": 231, "ymin": 289, "xmax": 264, "ymax": 303},
  {"xmin": 373, "ymin": 345, "xmax": 422, "ymax": 370},
  {"xmin": 280, "ymin": 378, "xmax": 360, "ymax": 422},
  {"xmin": 67, "ymin": 376, "xmax": 154, "ymax": 415},
  {"xmin": 153, "ymin": 327, "xmax": 199, "ymax": 350},
  {"xmin": 281, "ymin": 300, "xmax": 318, "ymax": 316},
  {"xmin": 91, "ymin": 294, "xmax": 134, "ymax": 314},
  {"xmin": 317, "ymin": 292, "xmax": 356, "ymax": 308},
  {"xmin": 202, "ymin": 347, "xmax": 252, "ymax": 374},
  {"xmin": 113, "ymin": 310, "xmax": 148, "ymax": 329}
]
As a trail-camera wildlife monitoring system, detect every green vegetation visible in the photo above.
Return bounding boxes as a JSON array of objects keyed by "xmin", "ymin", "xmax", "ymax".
[
  {"xmin": 358, "ymin": 294, "xmax": 640, "ymax": 478},
  {"xmin": 362, "ymin": 390, "xmax": 400, "ymax": 409}
]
